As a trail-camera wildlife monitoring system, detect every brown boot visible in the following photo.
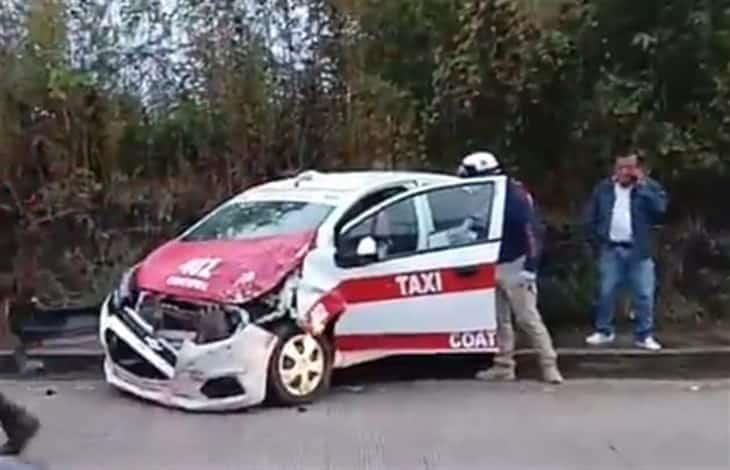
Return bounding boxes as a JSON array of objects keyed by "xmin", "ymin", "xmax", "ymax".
[
  {"xmin": 475, "ymin": 365, "xmax": 516, "ymax": 382},
  {"xmin": 0, "ymin": 394, "xmax": 40, "ymax": 455},
  {"xmin": 541, "ymin": 363, "xmax": 564, "ymax": 384}
]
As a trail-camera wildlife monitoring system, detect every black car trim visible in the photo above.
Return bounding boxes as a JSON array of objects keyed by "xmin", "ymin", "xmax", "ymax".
[{"xmin": 117, "ymin": 307, "xmax": 178, "ymax": 368}]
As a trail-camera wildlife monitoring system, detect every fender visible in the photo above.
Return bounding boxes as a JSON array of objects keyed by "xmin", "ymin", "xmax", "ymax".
[{"xmin": 301, "ymin": 289, "xmax": 347, "ymax": 336}]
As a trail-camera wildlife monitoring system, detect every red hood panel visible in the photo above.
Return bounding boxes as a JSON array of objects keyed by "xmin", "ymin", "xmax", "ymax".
[{"xmin": 135, "ymin": 231, "xmax": 315, "ymax": 303}]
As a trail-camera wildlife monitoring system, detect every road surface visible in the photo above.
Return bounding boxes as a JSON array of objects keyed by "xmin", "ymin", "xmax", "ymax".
[{"xmin": 2, "ymin": 378, "xmax": 729, "ymax": 470}]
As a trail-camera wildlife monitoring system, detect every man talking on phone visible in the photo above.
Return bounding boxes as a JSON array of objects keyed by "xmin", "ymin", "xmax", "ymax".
[{"xmin": 584, "ymin": 151, "xmax": 668, "ymax": 350}]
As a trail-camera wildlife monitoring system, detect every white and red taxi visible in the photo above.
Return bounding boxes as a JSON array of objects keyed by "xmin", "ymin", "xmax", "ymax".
[{"xmin": 99, "ymin": 170, "xmax": 507, "ymax": 411}]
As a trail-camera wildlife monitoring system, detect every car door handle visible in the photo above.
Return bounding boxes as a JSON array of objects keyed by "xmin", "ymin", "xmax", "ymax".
[{"xmin": 455, "ymin": 265, "xmax": 479, "ymax": 277}]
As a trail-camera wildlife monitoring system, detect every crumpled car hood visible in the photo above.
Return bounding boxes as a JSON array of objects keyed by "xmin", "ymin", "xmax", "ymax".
[{"xmin": 135, "ymin": 231, "xmax": 315, "ymax": 304}]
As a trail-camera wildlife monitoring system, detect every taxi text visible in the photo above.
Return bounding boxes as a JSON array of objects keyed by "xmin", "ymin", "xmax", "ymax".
[
  {"xmin": 449, "ymin": 330, "xmax": 497, "ymax": 350},
  {"xmin": 394, "ymin": 271, "xmax": 444, "ymax": 297}
]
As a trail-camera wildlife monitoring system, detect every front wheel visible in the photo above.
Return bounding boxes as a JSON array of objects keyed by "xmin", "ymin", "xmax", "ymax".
[{"xmin": 267, "ymin": 324, "xmax": 332, "ymax": 406}]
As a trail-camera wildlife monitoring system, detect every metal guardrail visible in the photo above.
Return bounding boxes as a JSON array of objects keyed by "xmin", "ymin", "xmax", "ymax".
[{"xmin": 14, "ymin": 305, "xmax": 100, "ymax": 343}]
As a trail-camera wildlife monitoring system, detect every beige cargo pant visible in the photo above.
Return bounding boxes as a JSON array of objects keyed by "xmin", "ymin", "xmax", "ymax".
[{"xmin": 492, "ymin": 257, "xmax": 558, "ymax": 371}]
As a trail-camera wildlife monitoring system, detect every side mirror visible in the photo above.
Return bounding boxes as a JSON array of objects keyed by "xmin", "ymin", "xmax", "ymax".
[
  {"xmin": 356, "ymin": 236, "xmax": 378, "ymax": 258},
  {"xmin": 335, "ymin": 235, "xmax": 379, "ymax": 268}
]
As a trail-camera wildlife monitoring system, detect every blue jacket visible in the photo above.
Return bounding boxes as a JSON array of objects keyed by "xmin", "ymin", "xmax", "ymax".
[
  {"xmin": 583, "ymin": 177, "xmax": 668, "ymax": 260},
  {"xmin": 499, "ymin": 179, "xmax": 542, "ymax": 272}
]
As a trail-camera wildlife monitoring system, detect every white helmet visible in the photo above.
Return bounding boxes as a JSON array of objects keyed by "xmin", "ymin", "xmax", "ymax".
[{"xmin": 457, "ymin": 151, "xmax": 501, "ymax": 177}]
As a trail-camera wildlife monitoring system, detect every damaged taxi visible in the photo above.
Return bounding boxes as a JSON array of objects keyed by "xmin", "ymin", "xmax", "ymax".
[{"xmin": 99, "ymin": 170, "xmax": 507, "ymax": 411}]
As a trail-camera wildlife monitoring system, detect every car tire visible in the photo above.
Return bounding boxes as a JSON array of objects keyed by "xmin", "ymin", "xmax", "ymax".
[{"xmin": 267, "ymin": 323, "xmax": 333, "ymax": 406}]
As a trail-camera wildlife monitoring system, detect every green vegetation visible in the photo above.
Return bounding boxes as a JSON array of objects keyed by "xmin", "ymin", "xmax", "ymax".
[{"xmin": 0, "ymin": 0, "xmax": 728, "ymax": 325}]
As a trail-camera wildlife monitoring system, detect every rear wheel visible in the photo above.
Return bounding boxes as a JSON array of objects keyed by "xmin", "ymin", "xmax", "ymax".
[{"xmin": 267, "ymin": 324, "xmax": 332, "ymax": 405}]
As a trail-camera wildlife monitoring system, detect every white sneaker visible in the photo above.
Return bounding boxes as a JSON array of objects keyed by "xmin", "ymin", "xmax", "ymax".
[
  {"xmin": 635, "ymin": 337, "xmax": 662, "ymax": 351},
  {"xmin": 585, "ymin": 332, "xmax": 616, "ymax": 346}
]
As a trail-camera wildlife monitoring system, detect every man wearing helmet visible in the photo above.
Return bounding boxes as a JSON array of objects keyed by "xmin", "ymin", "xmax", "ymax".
[{"xmin": 458, "ymin": 152, "xmax": 563, "ymax": 384}]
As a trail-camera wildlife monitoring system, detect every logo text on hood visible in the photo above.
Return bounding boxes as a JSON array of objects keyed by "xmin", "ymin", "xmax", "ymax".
[{"xmin": 166, "ymin": 257, "xmax": 222, "ymax": 292}]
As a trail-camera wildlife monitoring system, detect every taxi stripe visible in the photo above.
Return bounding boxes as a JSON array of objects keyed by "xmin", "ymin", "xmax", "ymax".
[
  {"xmin": 337, "ymin": 263, "xmax": 496, "ymax": 304},
  {"xmin": 335, "ymin": 331, "xmax": 498, "ymax": 351}
]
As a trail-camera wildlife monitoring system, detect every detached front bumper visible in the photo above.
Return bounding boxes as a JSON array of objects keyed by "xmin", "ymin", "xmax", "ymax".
[{"xmin": 99, "ymin": 298, "xmax": 278, "ymax": 412}]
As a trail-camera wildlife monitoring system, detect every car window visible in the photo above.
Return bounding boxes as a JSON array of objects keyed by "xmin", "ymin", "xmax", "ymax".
[
  {"xmin": 335, "ymin": 186, "xmax": 409, "ymax": 234},
  {"xmin": 339, "ymin": 198, "xmax": 419, "ymax": 258},
  {"xmin": 337, "ymin": 181, "xmax": 495, "ymax": 265},
  {"xmin": 425, "ymin": 183, "xmax": 495, "ymax": 249},
  {"xmin": 182, "ymin": 200, "xmax": 333, "ymax": 241}
]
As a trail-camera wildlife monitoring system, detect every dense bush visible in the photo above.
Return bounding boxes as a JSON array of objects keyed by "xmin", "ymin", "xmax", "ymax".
[{"xmin": 0, "ymin": 0, "xmax": 728, "ymax": 323}]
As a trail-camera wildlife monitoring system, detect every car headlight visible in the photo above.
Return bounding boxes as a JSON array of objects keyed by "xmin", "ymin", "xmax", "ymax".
[{"xmin": 111, "ymin": 265, "xmax": 140, "ymax": 310}]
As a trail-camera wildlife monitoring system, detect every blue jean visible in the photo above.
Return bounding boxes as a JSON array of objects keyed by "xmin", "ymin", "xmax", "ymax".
[{"xmin": 595, "ymin": 245, "xmax": 656, "ymax": 340}]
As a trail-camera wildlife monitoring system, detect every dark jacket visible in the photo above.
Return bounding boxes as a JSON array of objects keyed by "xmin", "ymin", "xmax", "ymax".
[
  {"xmin": 498, "ymin": 179, "xmax": 542, "ymax": 272},
  {"xmin": 583, "ymin": 177, "xmax": 668, "ymax": 260}
]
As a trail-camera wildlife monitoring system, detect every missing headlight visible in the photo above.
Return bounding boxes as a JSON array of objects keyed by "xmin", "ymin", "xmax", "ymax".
[{"xmin": 194, "ymin": 304, "xmax": 248, "ymax": 344}]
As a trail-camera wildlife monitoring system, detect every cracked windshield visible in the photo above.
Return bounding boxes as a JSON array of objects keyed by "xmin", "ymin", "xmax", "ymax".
[{"xmin": 182, "ymin": 201, "xmax": 334, "ymax": 241}]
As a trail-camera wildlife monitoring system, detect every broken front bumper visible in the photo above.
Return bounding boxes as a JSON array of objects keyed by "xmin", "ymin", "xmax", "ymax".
[{"xmin": 99, "ymin": 298, "xmax": 278, "ymax": 412}]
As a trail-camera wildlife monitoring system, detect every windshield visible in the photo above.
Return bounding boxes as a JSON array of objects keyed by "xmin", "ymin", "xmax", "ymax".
[{"xmin": 182, "ymin": 200, "xmax": 333, "ymax": 242}]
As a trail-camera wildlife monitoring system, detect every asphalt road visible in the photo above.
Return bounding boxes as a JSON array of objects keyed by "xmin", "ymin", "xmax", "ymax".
[{"xmin": 1, "ymin": 378, "xmax": 728, "ymax": 470}]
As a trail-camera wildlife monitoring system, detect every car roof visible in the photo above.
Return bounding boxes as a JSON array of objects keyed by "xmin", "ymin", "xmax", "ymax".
[{"xmin": 233, "ymin": 170, "xmax": 459, "ymax": 206}]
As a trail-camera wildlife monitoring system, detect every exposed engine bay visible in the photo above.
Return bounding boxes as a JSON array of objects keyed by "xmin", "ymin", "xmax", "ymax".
[{"xmin": 131, "ymin": 272, "xmax": 302, "ymax": 348}]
